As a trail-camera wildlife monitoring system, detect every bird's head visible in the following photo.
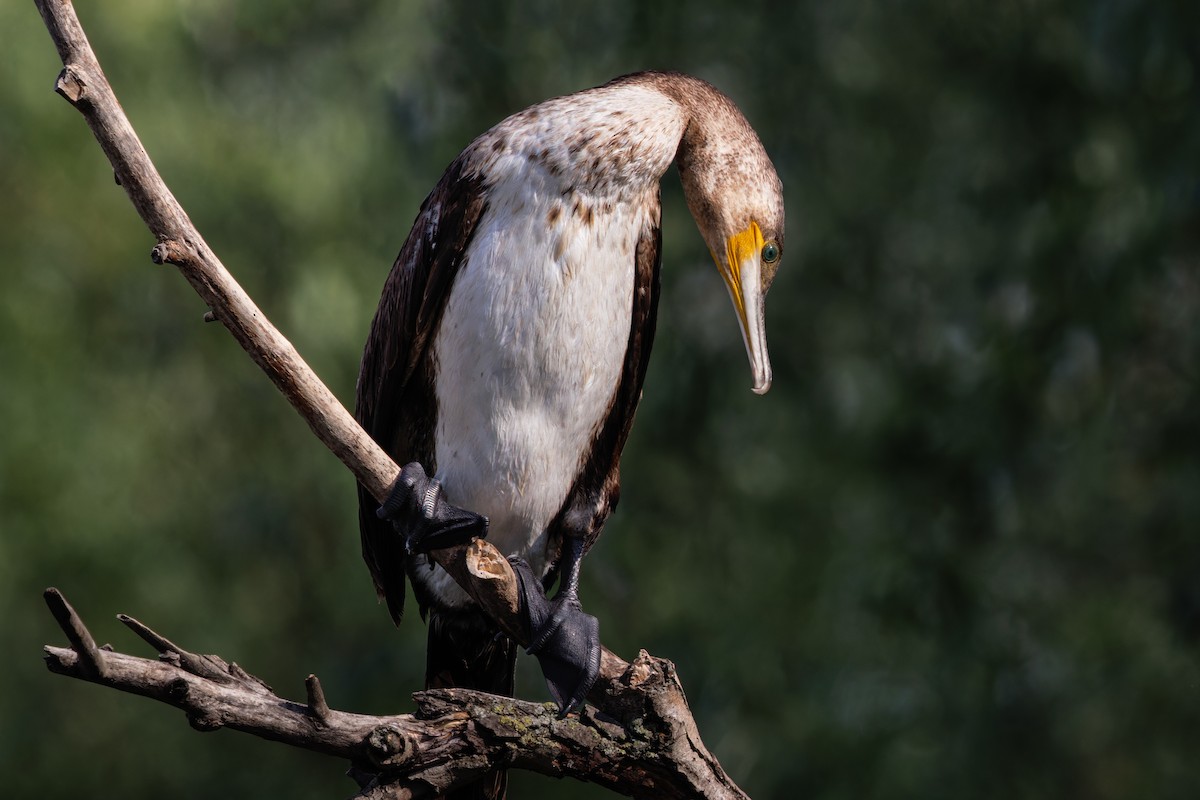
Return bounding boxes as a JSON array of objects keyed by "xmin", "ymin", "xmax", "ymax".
[{"xmin": 676, "ymin": 99, "xmax": 784, "ymax": 396}]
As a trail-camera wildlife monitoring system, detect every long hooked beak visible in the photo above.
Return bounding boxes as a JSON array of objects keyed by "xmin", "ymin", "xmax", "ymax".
[{"xmin": 715, "ymin": 222, "xmax": 773, "ymax": 395}]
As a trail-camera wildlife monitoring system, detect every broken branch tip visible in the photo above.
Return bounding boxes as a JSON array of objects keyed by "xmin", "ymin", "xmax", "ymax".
[{"xmin": 53, "ymin": 66, "xmax": 85, "ymax": 104}]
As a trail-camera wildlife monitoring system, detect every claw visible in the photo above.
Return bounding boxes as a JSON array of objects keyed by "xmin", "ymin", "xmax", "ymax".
[
  {"xmin": 376, "ymin": 462, "xmax": 488, "ymax": 553},
  {"xmin": 510, "ymin": 557, "xmax": 601, "ymax": 716}
]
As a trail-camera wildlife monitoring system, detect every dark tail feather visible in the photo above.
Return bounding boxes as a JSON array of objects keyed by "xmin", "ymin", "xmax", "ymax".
[{"xmin": 427, "ymin": 609, "xmax": 517, "ymax": 800}]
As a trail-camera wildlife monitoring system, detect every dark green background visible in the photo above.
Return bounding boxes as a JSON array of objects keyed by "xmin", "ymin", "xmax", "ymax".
[{"xmin": 3, "ymin": 1, "xmax": 1199, "ymax": 798}]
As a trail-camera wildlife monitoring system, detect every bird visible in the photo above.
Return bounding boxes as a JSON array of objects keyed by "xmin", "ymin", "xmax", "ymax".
[{"xmin": 355, "ymin": 70, "xmax": 783, "ymax": 798}]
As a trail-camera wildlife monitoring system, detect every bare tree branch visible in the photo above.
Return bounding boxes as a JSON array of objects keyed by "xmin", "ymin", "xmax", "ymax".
[
  {"xmin": 34, "ymin": 0, "xmax": 396, "ymax": 502},
  {"xmin": 32, "ymin": 1, "xmax": 750, "ymax": 797},
  {"xmin": 43, "ymin": 589, "xmax": 745, "ymax": 799}
]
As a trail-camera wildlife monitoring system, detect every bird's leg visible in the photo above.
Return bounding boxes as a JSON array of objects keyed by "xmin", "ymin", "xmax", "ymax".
[
  {"xmin": 376, "ymin": 462, "xmax": 488, "ymax": 553},
  {"xmin": 509, "ymin": 535, "xmax": 601, "ymax": 717}
]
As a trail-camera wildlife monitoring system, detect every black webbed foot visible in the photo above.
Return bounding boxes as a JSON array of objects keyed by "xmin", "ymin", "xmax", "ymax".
[
  {"xmin": 376, "ymin": 462, "xmax": 488, "ymax": 553},
  {"xmin": 509, "ymin": 557, "xmax": 601, "ymax": 717}
]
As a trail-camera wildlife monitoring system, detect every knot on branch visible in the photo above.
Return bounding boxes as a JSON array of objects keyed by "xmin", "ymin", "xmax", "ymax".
[
  {"xmin": 150, "ymin": 239, "xmax": 190, "ymax": 266},
  {"xmin": 365, "ymin": 723, "xmax": 417, "ymax": 768},
  {"xmin": 167, "ymin": 677, "xmax": 190, "ymax": 702},
  {"xmin": 54, "ymin": 65, "xmax": 88, "ymax": 104},
  {"xmin": 189, "ymin": 712, "xmax": 224, "ymax": 732}
]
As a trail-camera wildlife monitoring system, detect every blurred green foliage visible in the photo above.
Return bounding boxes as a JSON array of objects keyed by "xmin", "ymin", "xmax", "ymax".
[{"xmin": 3, "ymin": 0, "xmax": 1199, "ymax": 798}]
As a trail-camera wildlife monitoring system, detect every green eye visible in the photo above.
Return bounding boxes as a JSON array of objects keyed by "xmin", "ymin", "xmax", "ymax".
[{"xmin": 761, "ymin": 242, "xmax": 780, "ymax": 264}]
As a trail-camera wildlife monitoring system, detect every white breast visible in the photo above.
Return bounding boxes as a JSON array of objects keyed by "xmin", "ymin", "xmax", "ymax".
[{"xmin": 422, "ymin": 175, "xmax": 656, "ymax": 607}]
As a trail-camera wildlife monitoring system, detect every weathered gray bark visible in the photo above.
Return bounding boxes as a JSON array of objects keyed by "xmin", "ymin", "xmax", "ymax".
[{"xmin": 44, "ymin": 589, "xmax": 740, "ymax": 799}]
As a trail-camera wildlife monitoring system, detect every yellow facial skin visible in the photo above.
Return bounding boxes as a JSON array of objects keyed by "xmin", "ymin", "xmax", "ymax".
[
  {"xmin": 710, "ymin": 221, "xmax": 773, "ymax": 394},
  {"xmin": 715, "ymin": 221, "xmax": 764, "ymax": 333}
]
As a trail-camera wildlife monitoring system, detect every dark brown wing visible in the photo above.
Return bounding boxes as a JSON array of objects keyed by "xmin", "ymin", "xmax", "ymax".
[
  {"xmin": 356, "ymin": 156, "xmax": 487, "ymax": 625},
  {"xmin": 545, "ymin": 190, "xmax": 663, "ymax": 562}
]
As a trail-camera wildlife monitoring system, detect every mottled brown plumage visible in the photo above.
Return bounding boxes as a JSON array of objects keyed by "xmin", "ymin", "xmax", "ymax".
[{"xmin": 356, "ymin": 70, "xmax": 783, "ymax": 800}]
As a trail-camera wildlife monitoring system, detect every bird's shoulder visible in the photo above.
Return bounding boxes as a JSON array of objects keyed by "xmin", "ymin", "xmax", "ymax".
[{"xmin": 458, "ymin": 81, "xmax": 689, "ymax": 197}]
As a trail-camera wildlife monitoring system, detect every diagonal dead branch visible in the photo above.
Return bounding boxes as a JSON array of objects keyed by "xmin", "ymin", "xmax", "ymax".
[{"xmin": 32, "ymin": 1, "xmax": 749, "ymax": 797}]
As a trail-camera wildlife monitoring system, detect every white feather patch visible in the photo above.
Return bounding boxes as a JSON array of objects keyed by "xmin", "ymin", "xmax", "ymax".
[{"xmin": 422, "ymin": 183, "xmax": 656, "ymax": 607}]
